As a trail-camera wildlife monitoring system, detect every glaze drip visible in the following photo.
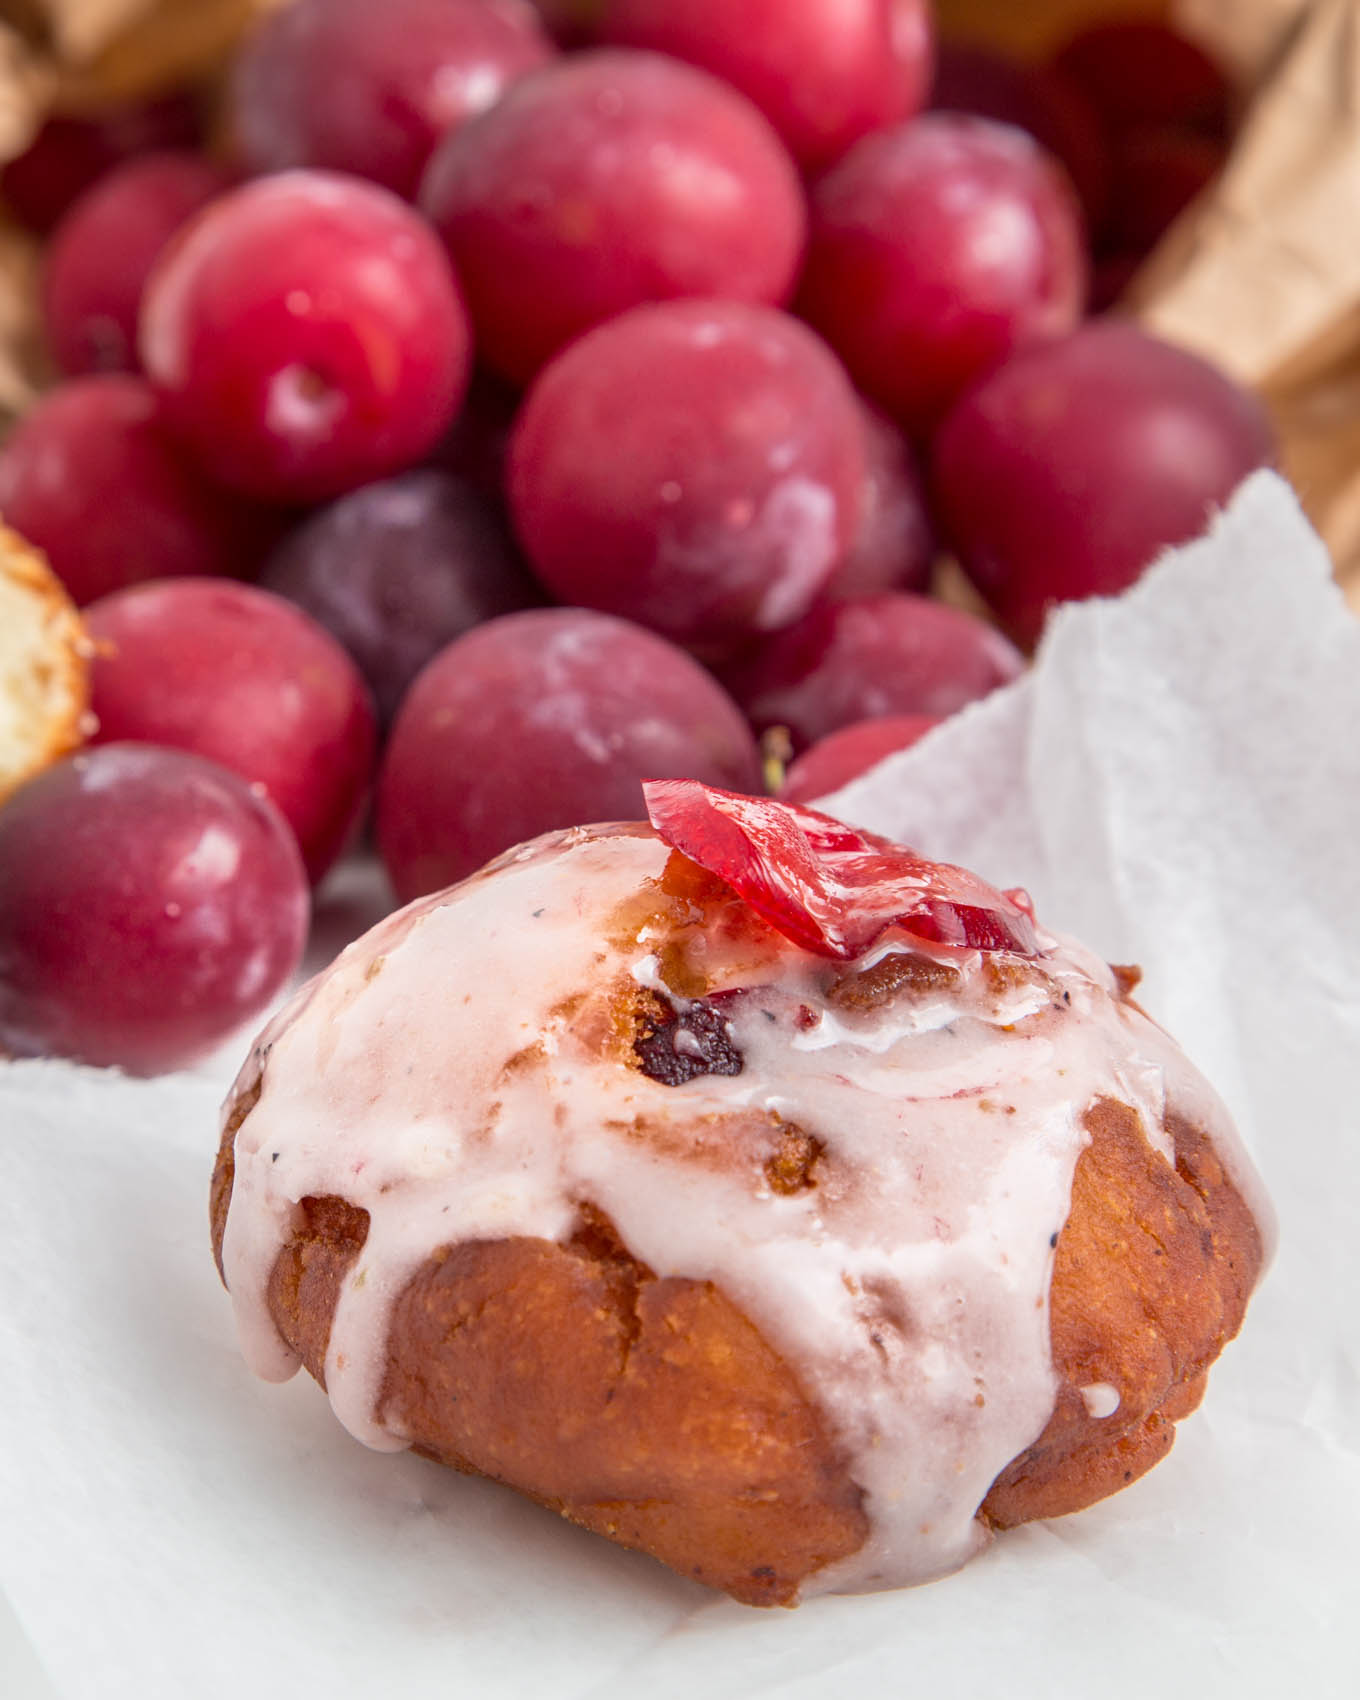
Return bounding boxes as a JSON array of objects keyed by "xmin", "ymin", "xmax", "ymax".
[{"xmin": 219, "ymin": 823, "xmax": 1264, "ymax": 1596}]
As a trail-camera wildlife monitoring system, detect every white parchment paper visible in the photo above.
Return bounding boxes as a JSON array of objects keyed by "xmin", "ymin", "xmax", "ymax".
[{"xmin": 2, "ymin": 472, "xmax": 1357, "ymax": 1698}]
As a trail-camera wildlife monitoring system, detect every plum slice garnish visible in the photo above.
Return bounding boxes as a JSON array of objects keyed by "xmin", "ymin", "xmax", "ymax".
[{"xmin": 643, "ymin": 780, "xmax": 1038, "ymax": 961}]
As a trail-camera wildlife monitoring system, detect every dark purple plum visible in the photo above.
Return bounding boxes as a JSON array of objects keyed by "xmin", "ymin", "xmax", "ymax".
[{"xmin": 260, "ymin": 469, "xmax": 544, "ymax": 730}]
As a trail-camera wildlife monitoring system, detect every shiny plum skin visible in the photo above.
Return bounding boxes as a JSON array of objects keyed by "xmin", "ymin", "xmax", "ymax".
[
  {"xmin": 43, "ymin": 152, "xmax": 233, "ymax": 376},
  {"xmin": 723, "ymin": 591, "xmax": 1024, "ymax": 752},
  {"xmin": 508, "ymin": 299, "xmax": 865, "ymax": 656},
  {"xmin": 377, "ymin": 607, "xmax": 764, "ymax": 899},
  {"xmin": 932, "ymin": 322, "xmax": 1277, "ymax": 648},
  {"xmin": 601, "ymin": 0, "xmax": 933, "ymax": 172},
  {"xmin": 0, "ymin": 93, "xmax": 203, "ymax": 234},
  {"xmin": 780, "ymin": 713, "xmax": 940, "ymax": 803},
  {"xmin": 85, "ymin": 580, "xmax": 377, "ymax": 884},
  {"xmin": 259, "ymin": 469, "xmax": 544, "ymax": 731},
  {"xmin": 229, "ymin": 0, "xmax": 555, "ymax": 199},
  {"xmin": 0, "ymin": 375, "xmax": 277, "ymax": 605},
  {"xmin": 820, "ymin": 400, "xmax": 934, "ymax": 602},
  {"xmin": 0, "ymin": 744, "xmax": 308, "ymax": 1074},
  {"xmin": 418, "ymin": 49, "xmax": 806, "ymax": 384},
  {"xmin": 797, "ymin": 114, "xmax": 1088, "ymax": 438},
  {"xmin": 140, "ymin": 171, "xmax": 471, "ymax": 503}
]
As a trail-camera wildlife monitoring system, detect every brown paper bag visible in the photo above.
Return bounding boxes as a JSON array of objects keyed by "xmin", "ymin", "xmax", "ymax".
[
  {"xmin": 0, "ymin": 22, "xmax": 53, "ymax": 161},
  {"xmin": 52, "ymin": 0, "xmax": 281, "ymax": 107},
  {"xmin": 13, "ymin": 0, "xmax": 161, "ymax": 67},
  {"xmin": 0, "ymin": 0, "xmax": 274, "ymax": 92},
  {"xmin": 1174, "ymin": 0, "xmax": 1310, "ymax": 84},
  {"xmin": 0, "ymin": 219, "xmax": 42, "ymax": 416}
]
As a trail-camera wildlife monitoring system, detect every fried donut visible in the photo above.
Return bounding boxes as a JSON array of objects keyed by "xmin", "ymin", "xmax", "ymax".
[
  {"xmin": 211, "ymin": 785, "xmax": 1269, "ymax": 1606},
  {"xmin": 0, "ymin": 523, "xmax": 89, "ymax": 807}
]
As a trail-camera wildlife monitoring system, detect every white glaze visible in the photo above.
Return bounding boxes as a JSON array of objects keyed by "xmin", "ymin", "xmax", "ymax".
[
  {"xmin": 219, "ymin": 824, "xmax": 1266, "ymax": 1597},
  {"xmin": 1081, "ymin": 1383, "xmax": 1122, "ymax": 1420}
]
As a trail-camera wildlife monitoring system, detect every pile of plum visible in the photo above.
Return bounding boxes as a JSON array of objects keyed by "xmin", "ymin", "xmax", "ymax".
[{"xmin": 0, "ymin": 0, "xmax": 1274, "ymax": 1070}]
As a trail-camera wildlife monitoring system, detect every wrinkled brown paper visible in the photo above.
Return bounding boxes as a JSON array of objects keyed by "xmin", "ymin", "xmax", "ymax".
[
  {"xmin": 18, "ymin": 0, "xmax": 160, "ymax": 67},
  {"xmin": 54, "ymin": 0, "xmax": 281, "ymax": 106},
  {"xmin": 0, "ymin": 22, "xmax": 53, "ymax": 162},
  {"xmin": 0, "ymin": 0, "xmax": 275, "ymax": 87},
  {"xmin": 0, "ymin": 21, "xmax": 47, "ymax": 417},
  {"xmin": 0, "ymin": 219, "xmax": 42, "ymax": 416},
  {"xmin": 1175, "ymin": 0, "xmax": 1311, "ymax": 83}
]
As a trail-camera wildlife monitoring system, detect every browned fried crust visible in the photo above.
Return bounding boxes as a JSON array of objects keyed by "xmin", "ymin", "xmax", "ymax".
[
  {"xmin": 983, "ymin": 1098, "xmax": 1262, "ymax": 1527},
  {"xmin": 210, "ymin": 1077, "xmax": 1262, "ymax": 1605},
  {"xmin": 215, "ymin": 1187, "xmax": 869, "ymax": 1606}
]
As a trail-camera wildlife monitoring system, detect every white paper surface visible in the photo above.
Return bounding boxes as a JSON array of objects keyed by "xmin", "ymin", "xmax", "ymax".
[{"xmin": 2, "ymin": 472, "xmax": 1357, "ymax": 1699}]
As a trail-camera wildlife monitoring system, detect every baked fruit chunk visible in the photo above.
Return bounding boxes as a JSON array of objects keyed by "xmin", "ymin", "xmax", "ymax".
[{"xmin": 212, "ymin": 785, "xmax": 1269, "ymax": 1606}]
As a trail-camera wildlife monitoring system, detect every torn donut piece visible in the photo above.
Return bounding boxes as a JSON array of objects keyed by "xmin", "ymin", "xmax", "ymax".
[
  {"xmin": 212, "ymin": 792, "xmax": 1270, "ymax": 1606},
  {"xmin": 0, "ymin": 523, "xmax": 90, "ymax": 807}
]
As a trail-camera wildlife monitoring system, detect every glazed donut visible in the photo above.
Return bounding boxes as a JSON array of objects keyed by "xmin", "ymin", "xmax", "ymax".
[{"xmin": 212, "ymin": 782, "xmax": 1269, "ymax": 1606}]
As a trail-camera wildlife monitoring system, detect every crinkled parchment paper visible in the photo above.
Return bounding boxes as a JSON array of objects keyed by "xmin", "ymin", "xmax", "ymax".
[{"xmin": 1, "ymin": 472, "xmax": 1357, "ymax": 1699}]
